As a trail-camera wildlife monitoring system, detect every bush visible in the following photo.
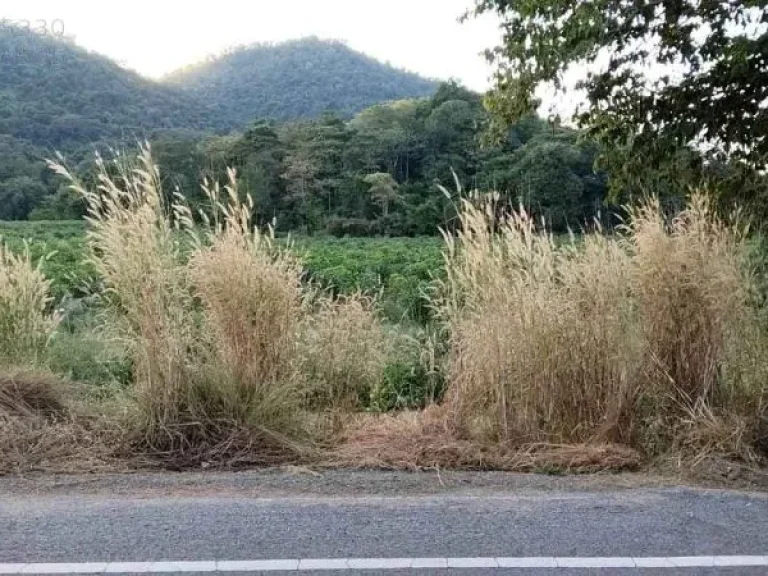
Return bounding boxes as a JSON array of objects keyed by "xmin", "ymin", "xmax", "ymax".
[
  {"xmin": 189, "ymin": 173, "xmax": 306, "ymax": 435},
  {"xmin": 51, "ymin": 150, "xmax": 310, "ymax": 461}
]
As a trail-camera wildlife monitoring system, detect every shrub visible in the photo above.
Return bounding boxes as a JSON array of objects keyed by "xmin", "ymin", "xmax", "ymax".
[
  {"xmin": 188, "ymin": 171, "xmax": 306, "ymax": 435},
  {"xmin": 440, "ymin": 194, "xmax": 640, "ymax": 444},
  {"xmin": 50, "ymin": 149, "xmax": 310, "ymax": 461}
]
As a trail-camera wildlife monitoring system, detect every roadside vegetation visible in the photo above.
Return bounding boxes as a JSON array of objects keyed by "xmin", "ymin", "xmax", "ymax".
[{"xmin": 0, "ymin": 147, "xmax": 765, "ymax": 478}]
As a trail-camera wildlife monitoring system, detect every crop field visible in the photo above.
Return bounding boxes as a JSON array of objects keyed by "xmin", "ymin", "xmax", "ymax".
[{"xmin": 0, "ymin": 221, "xmax": 443, "ymax": 323}]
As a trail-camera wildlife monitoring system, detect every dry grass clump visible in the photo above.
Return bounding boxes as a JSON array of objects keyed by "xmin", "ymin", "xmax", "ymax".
[
  {"xmin": 630, "ymin": 196, "xmax": 748, "ymax": 406},
  {"xmin": 0, "ymin": 370, "xmax": 68, "ymax": 418},
  {"xmin": 0, "ymin": 416, "xmax": 113, "ymax": 475},
  {"xmin": 0, "ymin": 244, "xmax": 59, "ymax": 365},
  {"xmin": 188, "ymin": 171, "xmax": 308, "ymax": 444},
  {"xmin": 300, "ymin": 293, "xmax": 389, "ymax": 413},
  {"xmin": 50, "ymin": 149, "xmax": 312, "ymax": 463},
  {"xmin": 0, "ymin": 370, "xmax": 117, "ymax": 475},
  {"xmin": 628, "ymin": 196, "xmax": 766, "ymax": 459},
  {"xmin": 440, "ymin": 194, "xmax": 641, "ymax": 445},
  {"xmin": 51, "ymin": 149, "xmax": 199, "ymax": 452},
  {"xmin": 439, "ymin": 192, "xmax": 767, "ymax": 461},
  {"xmin": 48, "ymin": 147, "xmax": 395, "ymax": 467}
]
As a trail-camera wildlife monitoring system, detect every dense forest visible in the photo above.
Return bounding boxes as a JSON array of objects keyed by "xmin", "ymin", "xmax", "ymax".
[
  {"xmin": 0, "ymin": 26, "xmax": 607, "ymax": 231},
  {"xmin": 0, "ymin": 28, "xmax": 449, "ymax": 224},
  {"xmin": 39, "ymin": 83, "xmax": 609, "ymax": 235}
]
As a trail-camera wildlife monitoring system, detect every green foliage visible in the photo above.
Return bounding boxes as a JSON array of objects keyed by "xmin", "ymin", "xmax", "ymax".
[
  {"xmin": 169, "ymin": 83, "xmax": 610, "ymax": 236},
  {"xmin": 371, "ymin": 328, "xmax": 445, "ymax": 411},
  {"xmin": 0, "ymin": 221, "xmax": 93, "ymax": 299},
  {"xmin": 0, "ymin": 25, "xmax": 610, "ymax": 229},
  {"xmin": 0, "ymin": 221, "xmax": 443, "ymax": 324},
  {"xmin": 166, "ymin": 37, "xmax": 437, "ymax": 124},
  {"xmin": 471, "ymin": 0, "xmax": 768, "ymax": 209},
  {"xmin": 295, "ymin": 236, "xmax": 443, "ymax": 323},
  {"xmin": 0, "ymin": 29, "xmax": 440, "ymax": 220},
  {"xmin": 47, "ymin": 306, "xmax": 132, "ymax": 390}
]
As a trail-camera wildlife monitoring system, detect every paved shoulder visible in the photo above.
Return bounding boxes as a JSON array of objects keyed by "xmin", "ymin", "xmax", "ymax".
[{"xmin": 0, "ymin": 471, "xmax": 766, "ymax": 574}]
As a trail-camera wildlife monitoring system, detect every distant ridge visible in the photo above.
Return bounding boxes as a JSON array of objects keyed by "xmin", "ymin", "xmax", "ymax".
[
  {"xmin": 0, "ymin": 30, "xmax": 439, "ymax": 149},
  {"xmin": 165, "ymin": 37, "xmax": 439, "ymax": 125}
]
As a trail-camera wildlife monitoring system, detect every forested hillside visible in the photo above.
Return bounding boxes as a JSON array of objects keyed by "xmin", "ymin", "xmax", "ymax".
[
  {"xmin": 130, "ymin": 83, "xmax": 609, "ymax": 235},
  {"xmin": 0, "ymin": 28, "xmax": 446, "ymax": 221},
  {"xmin": 0, "ymin": 28, "xmax": 223, "ymax": 148},
  {"xmin": 165, "ymin": 37, "xmax": 438, "ymax": 125}
]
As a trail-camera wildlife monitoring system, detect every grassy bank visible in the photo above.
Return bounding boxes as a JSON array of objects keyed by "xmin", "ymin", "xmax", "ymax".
[{"xmin": 0, "ymin": 151, "xmax": 766, "ymax": 475}]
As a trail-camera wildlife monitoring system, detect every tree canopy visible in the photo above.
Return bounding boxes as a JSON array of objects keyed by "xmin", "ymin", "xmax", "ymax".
[
  {"xmin": 470, "ymin": 0, "xmax": 768, "ymax": 205},
  {"xmin": 148, "ymin": 83, "xmax": 609, "ymax": 236}
]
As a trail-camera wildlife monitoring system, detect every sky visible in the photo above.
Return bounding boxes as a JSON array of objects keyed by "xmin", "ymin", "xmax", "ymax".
[{"xmin": 1, "ymin": 0, "xmax": 501, "ymax": 91}]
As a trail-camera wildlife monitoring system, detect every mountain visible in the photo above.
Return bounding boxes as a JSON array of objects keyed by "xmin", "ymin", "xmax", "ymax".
[
  {"xmin": 0, "ymin": 28, "xmax": 225, "ymax": 149},
  {"xmin": 164, "ymin": 37, "xmax": 439, "ymax": 126},
  {"xmin": 0, "ymin": 31, "xmax": 438, "ymax": 150}
]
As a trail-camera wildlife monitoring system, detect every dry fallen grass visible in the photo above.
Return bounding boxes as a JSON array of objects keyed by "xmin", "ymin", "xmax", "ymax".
[
  {"xmin": 333, "ymin": 407, "xmax": 642, "ymax": 473},
  {"xmin": 0, "ymin": 370, "xmax": 118, "ymax": 475}
]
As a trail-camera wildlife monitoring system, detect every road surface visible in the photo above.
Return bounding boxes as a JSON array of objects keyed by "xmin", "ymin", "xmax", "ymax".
[{"xmin": 0, "ymin": 470, "xmax": 767, "ymax": 574}]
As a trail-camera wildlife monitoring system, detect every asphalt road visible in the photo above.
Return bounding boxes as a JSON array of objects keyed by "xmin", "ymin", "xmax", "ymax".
[{"xmin": 1, "ymin": 471, "xmax": 767, "ymax": 574}]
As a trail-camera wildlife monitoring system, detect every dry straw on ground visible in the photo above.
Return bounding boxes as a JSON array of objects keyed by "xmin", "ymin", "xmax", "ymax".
[{"xmin": 0, "ymin": 370, "xmax": 117, "ymax": 474}]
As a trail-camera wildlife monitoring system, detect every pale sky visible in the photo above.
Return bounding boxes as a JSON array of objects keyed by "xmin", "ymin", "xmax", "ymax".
[{"xmin": 1, "ymin": 0, "xmax": 501, "ymax": 91}]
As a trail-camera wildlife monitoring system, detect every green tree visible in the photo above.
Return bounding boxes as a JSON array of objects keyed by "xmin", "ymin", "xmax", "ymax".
[
  {"xmin": 470, "ymin": 0, "xmax": 768, "ymax": 202},
  {"xmin": 228, "ymin": 120, "xmax": 286, "ymax": 224},
  {"xmin": 364, "ymin": 172, "xmax": 400, "ymax": 217},
  {"xmin": 0, "ymin": 176, "xmax": 47, "ymax": 219},
  {"xmin": 282, "ymin": 147, "xmax": 322, "ymax": 233}
]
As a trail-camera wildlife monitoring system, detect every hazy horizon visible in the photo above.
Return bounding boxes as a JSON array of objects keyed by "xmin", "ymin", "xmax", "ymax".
[{"xmin": 1, "ymin": 0, "xmax": 500, "ymax": 91}]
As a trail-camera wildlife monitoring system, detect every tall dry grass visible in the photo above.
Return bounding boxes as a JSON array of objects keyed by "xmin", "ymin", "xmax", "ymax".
[
  {"xmin": 440, "ymin": 192, "xmax": 767, "ymax": 459},
  {"xmin": 188, "ymin": 170, "xmax": 307, "ymax": 440},
  {"xmin": 51, "ymin": 149, "xmax": 308, "ymax": 460},
  {"xmin": 628, "ymin": 196, "xmax": 767, "ymax": 457},
  {"xmin": 50, "ymin": 147, "xmax": 390, "ymax": 465},
  {"xmin": 50, "ymin": 149, "xmax": 198, "ymax": 449},
  {"xmin": 300, "ymin": 293, "xmax": 388, "ymax": 413},
  {"xmin": 440, "ymin": 194, "xmax": 641, "ymax": 444},
  {"xmin": 0, "ymin": 243, "xmax": 59, "ymax": 366}
]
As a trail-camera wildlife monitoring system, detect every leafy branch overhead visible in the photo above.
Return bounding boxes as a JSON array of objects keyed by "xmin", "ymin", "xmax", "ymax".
[{"xmin": 471, "ymin": 0, "xmax": 768, "ymax": 197}]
